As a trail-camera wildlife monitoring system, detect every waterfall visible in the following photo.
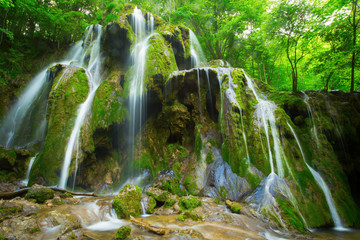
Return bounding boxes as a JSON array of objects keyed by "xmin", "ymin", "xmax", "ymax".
[
  {"xmin": 128, "ymin": 7, "xmax": 155, "ymax": 176},
  {"xmin": 216, "ymin": 68, "xmax": 249, "ymax": 161},
  {"xmin": 243, "ymin": 70, "xmax": 284, "ymax": 177},
  {"xmin": 286, "ymin": 122, "xmax": 345, "ymax": 230},
  {"xmin": 21, "ymin": 154, "xmax": 37, "ymax": 186},
  {"xmin": 302, "ymin": 92, "xmax": 320, "ymax": 147},
  {"xmin": 59, "ymin": 25, "xmax": 103, "ymax": 189},
  {"xmin": 0, "ymin": 43, "xmax": 82, "ymax": 148}
]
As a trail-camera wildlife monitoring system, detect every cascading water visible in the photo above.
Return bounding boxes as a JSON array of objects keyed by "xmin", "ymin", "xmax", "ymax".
[
  {"xmin": 190, "ymin": 30, "xmax": 207, "ymax": 121},
  {"xmin": 59, "ymin": 25, "xmax": 103, "ymax": 189},
  {"xmin": 242, "ymin": 70, "xmax": 285, "ymax": 177},
  {"xmin": 286, "ymin": 122, "xmax": 345, "ymax": 230},
  {"xmin": 302, "ymin": 92, "xmax": 320, "ymax": 147},
  {"xmin": 128, "ymin": 7, "xmax": 155, "ymax": 177},
  {"xmin": 21, "ymin": 154, "xmax": 37, "ymax": 186},
  {"xmin": 0, "ymin": 43, "xmax": 83, "ymax": 148}
]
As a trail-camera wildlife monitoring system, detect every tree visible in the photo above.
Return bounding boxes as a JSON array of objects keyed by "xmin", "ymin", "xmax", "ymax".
[{"xmin": 271, "ymin": 0, "xmax": 313, "ymax": 92}]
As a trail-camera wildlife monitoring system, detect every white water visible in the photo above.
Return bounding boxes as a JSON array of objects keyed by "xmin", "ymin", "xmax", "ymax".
[
  {"xmin": 128, "ymin": 7, "xmax": 155, "ymax": 171},
  {"xmin": 287, "ymin": 122, "xmax": 345, "ymax": 230},
  {"xmin": 189, "ymin": 29, "xmax": 206, "ymax": 68},
  {"xmin": 0, "ymin": 42, "xmax": 83, "ymax": 148},
  {"xmin": 243, "ymin": 70, "xmax": 284, "ymax": 177},
  {"xmin": 59, "ymin": 25, "xmax": 103, "ymax": 189},
  {"xmin": 302, "ymin": 92, "xmax": 320, "ymax": 147},
  {"xmin": 21, "ymin": 154, "xmax": 37, "ymax": 186}
]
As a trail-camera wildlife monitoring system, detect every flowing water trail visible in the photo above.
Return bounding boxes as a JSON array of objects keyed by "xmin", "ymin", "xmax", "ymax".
[
  {"xmin": 287, "ymin": 122, "xmax": 345, "ymax": 230},
  {"xmin": 0, "ymin": 42, "xmax": 83, "ymax": 148},
  {"xmin": 242, "ymin": 70, "xmax": 284, "ymax": 176},
  {"xmin": 302, "ymin": 92, "xmax": 320, "ymax": 147},
  {"xmin": 59, "ymin": 25, "xmax": 103, "ymax": 189},
  {"xmin": 21, "ymin": 154, "xmax": 38, "ymax": 186},
  {"xmin": 128, "ymin": 7, "xmax": 155, "ymax": 178}
]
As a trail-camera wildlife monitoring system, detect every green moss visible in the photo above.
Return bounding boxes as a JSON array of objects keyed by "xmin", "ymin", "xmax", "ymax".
[
  {"xmin": 179, "ymin": 196, "xmax": 202, "ymax": 210},
  {"xmin": 30, "ymin": 68, "xmax": 89, "ymax": 185},
  {"xmin": 60, "ymin": 192, "xmax": 73, "ymax": 198},
  {"xmin": 145, "ymin": 34, "xmax": 178, "ymax": 89},
  {"xmin": 219, "ymin": 186, "xmax": 229, "ymax": 200},
  {"xmin": 205, "ymin": 151, "xmax": 214, "ymax": 165},
  {"xmin": 115, "ymin": 226, "xmax": 131, "ymax": 240},
  {"xmin": 178, "ymin": 211, "xmax": 202, "ymax": 221},
  {"xmin": 52, "ymin": 198, "xmax": 65, "ymax": 205},
  {"xmin": 112, "ymin": 184, "xmax": 142, "ymax": 219},
  {"xmin": 194, "ymin": 131, "xmax": 202, "ymax": 162},
  {"xmin": 147, "ymin": 197, "xmax": 156, "ymax": 213},
  {"xmin": 25, "ymin": 187, "xmax": 54, "ymax": 204},
  {"xmin": 184, "ymin": 176, "xmax": 199, "ymax": 196},
  {"xmin": 30, "ymin": 227, "xmax": 40, "ymax": 234},
  {"xmin": 276, "ymin": 198, "xmax": 306, "ymax": 233},
  {"xmin": 164, "ymin": 198, "xmax": 176, "ymax": 207}
]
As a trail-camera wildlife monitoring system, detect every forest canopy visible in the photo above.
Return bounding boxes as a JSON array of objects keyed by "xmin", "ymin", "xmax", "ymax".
[{"xmin": 0, "ymin": 0, "xmax": 359, "ymax": 93}]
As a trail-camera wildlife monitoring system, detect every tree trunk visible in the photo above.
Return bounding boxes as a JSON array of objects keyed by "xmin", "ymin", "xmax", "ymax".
[
  {"xmin": 262, "ymin": 55, "xmax": 267, "ymax": 83},
  {"xmin": 350, "ymin": 0, "xmax": 357, "ymax": 99},
  {"xmin": 324, "ymin": 71, "xmax": 334, "ymax": 91}
]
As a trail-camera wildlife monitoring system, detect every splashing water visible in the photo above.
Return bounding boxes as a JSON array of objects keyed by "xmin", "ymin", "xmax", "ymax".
[
  {"xmin": 287, "ymin": 122, "xmax": 345, "ymax": 230},
  {"xmin": 59, "ymin": 25, "xmax": 103, "ymax": 189}
]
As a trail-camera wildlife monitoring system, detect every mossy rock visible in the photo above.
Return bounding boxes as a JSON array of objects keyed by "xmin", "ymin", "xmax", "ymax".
[
  {"xmin": 30, "ymin": 67, "xmax": 89, "ymax": 185},
  {"xmin": 147, "ymin": 196, "xmax": 156, "ymax": 214},
  {"xmin": 25, "ymin": 184, "xmax": 54, "ymax": 204},
  {"xmin": 146, "ymin": 186, "xmax": 170, "ymax": 203},
  {"xmin": 115, "ymin": 226, "xmax": 131, "ymax": 240},
  {"xmin": 179, "ymin": 196, "xmax": 202, "ymax": 210},
  {"xmin": 112, "ymin": 184, "xmax": 142, "ymax": 219},
  {"xmin": 178, "ymin": 211, "xmax": 202, "ymax": 222},
  {"xmin": 225, "ymin": 200, "xmax": 242, "ymax": 214}
]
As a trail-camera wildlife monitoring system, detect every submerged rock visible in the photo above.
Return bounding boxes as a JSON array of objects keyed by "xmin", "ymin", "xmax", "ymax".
[
  {"xmin": 113, "ymin": 184, "xmax": 142, "ymax": 219},
  {"xmin": 115, "ymin": 226, "xmax": 131, "ymax": 240}
]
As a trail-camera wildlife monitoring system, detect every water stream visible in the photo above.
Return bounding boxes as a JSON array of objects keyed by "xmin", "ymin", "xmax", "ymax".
[
  {"xmin": 59, "ymin": 25, "xmax": 103, "ymax": 189},
  {"xmin": 0, "ymin": 43, "xmax": 83, "ymax": 148},
  {"xmin": 302, "ymin": 91, "xmax": 320, "ymax": 147},
  {"xmin": 21, "ymin": 154, "xmax": 37, "ymax": 186},
  {"xmin": 287, "ymin": 122, "xmax": 345, "ymax": 230},
  {"xmin": 128, "ymin": 7, "xmax": 155, "ymax": 177}
]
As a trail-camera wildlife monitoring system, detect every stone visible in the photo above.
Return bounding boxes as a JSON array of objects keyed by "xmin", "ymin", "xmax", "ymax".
[
  {"xmin": 112, "ymin": 184, "xmax": 142, "ymax": 219},
  {"xmin": 25, "ymin": 184, "xmax": 54, "ymax": 204}
]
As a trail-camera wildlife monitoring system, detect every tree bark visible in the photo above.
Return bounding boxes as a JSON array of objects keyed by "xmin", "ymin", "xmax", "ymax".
[
  {"xmin": 0, "ymin": 187, "xmax": 102, "ymax": 200},
  {"xmin": 350, "ymin": 0, "xmax": 358, "ymax": 99}
]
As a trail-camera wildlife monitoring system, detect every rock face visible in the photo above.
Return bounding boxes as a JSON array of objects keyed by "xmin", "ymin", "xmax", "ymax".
[{"xmin": 112, "ymin": 184, "xmax": 142, "ymax": 219}]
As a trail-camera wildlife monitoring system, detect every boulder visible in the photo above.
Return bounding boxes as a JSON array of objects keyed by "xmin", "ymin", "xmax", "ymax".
[
  {"xmin": 112, "ymin": 184, "xmax": 142, "ymax": 219},
  {"xmin": 25, "ymin": 184, "xmax": 54, "ymax": 204}
]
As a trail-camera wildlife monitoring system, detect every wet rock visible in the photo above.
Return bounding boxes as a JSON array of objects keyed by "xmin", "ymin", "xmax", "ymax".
[
  {"xmin": 201, "ymin": 157, "xmax": 250, "ymax": 201},
  {"xmin": 113, "ymin": 184, "xmax": 142, "ymax": 219},
  {"xmin": 141, "ymin": 196, "xmax": 156, "ymax": 214},
  {"xmin": 146, "ymin": 186, "xmax": 170, "ymax": 203},
  {"xmin": 25, "ymin": 184, "xmax": 54, "ymax": 204}
]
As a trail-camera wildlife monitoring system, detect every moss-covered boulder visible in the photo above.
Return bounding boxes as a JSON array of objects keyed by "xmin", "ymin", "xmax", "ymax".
[
  {"xmin": 25, "ymin": 184, "xmax": 54, "ymax": 203},
  {"xmin": 112, "ymin": 184, "xmax": 142, "ymax": 219},
  {"xmin": 146, "ymin": 186, "xmax": 170, "ymax": 203},
  {"xmin": 0, "ymin": 147, "xmax": 31, "ymax": 182},
  {"xmin": 179, "ymin": 196, "xmax": 202, "ymax": 210},
  {"xmin": 142, "ymin": 196, "xmax": 156, "ymax": 214},
  {"xmin": 115, "ymin": 226, "xmax": 131, "ymax": 240}
]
